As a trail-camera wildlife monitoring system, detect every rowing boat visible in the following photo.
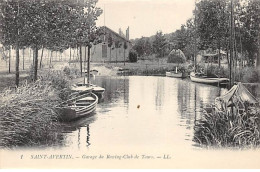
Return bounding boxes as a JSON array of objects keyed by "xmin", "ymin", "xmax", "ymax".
[
  {"xmin": 190, "ymin": 72, "xmax": 229, "ymax": 86},
  {"xmin": 71, "ymin": 83, "xmax": 105, "ymax": 99},
  {"xmin": 166, "ymin": 71, "xmax": 187, "ymax": 78},
  {"xmin": 56, "ymin": 92, "xmax": 98, "ymax": 121}
]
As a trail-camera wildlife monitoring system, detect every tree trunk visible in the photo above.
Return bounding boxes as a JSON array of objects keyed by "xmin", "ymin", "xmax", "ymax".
[
  {"xmin": 110, "ymin": 47, "xmax": 112, "ymax": 63},
  {"xmin": 40, "ymin": 47, "xmax": 44, "ymax": 69},
  {"xmin": 15, "ymin": 45, "xmax": 19, "ymax": 87},
  {"xmin": 49, "ymin": 51, "xmax": 52, "ymax": 67},
  {"xmin": 9, "ymin": 47, "xmax": 11, "ymax": 73},
  {"xmin": 79, "ymin": 46, "xmax": 82, "ymax": 77},
  {"xmin": 83, "ymin": 46, "xmax": 86, "ymax": 85},
  {"xmin": 257, "ymin": 49, "xmax": 260, "ymax": 68},
  {"xmin": 55, "ymin": 51, "xmax": 57, "ymax": 61},
  {"xmin": 124, "ymin": 48, "xmax": 126, "ymax": 66},
  {"xmin": 218, "ymin": 40, "xmax": 221, "ymax": 68},
  {"xmin": 77, "ymin": 46, "xmax": 79, "ymax": 62},
  {"xmin": 87, "ymin": 46, "xmax": 91, "ymax": 84},
  {"xmin": 33, "ymin": 48, "xmax": 35, "ymax": 68},
  {"xmin": 73, "ymin": 48, "xmax": 75, "ymax": 61},
  {"xmin": 22, "ymin": 49, "xmax": 24, "ymax": 70},
  {"xmin": 229, "ymin": 0, "xmax": 234, "ymax": 88},
  {"xmin": 257, "ymin": 32, "xmax": 260, "ymax": 68},
  {"xmin": 29, "ymin": 48, "xmax": 31, "ymax": 63},
  {"xmin": 69, "ymin": 47, "xmax": 71, "ymax": 66},
  {"xmin": 47, "ymin": 50, "xmax": 49, "ymax": 65},
  {"xmin": 116, "ymin": 48, "xmax": 118, "ymax": 64},
  {"xmin": 33, "ymin": 46, "xmax": 38, "ymax": 81}
]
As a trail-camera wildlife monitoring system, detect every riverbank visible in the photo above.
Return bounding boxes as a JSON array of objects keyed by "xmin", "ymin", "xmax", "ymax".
[
  {"xmin": 194, "ymin": 100, "xmax": 260, "ymax": 148},
  {"xmin": 0, "ymin": 70, "xmax": 73, "ymax": 148}
]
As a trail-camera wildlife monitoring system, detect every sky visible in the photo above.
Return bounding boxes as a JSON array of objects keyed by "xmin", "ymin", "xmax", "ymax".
[{"xmin": 96, "ymin": 0, "xmax": 195, "ymax": 39}]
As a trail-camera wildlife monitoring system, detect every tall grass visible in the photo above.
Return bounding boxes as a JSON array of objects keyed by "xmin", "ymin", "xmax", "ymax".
[
  {"xmin": 234, "ymin": 67, "xmax": 260, "ymax": 83},
  {"xmin": 193, "ymin": 104, "xmax": 260, "ymax": 148},
  {"xmin": 0, "ymin": 69, "xmax": 72, "ymax": 148},
  {"xmin": 38, "ymin": 70, "xmax": 72, "ymax": 101},
  {"xmin": 198, "ymin": 64, "xmax": 260, "ymax": 83}
]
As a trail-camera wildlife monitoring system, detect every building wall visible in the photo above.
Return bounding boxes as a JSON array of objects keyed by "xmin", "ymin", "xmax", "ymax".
[{"xmin": 82, "ymin": 42, "xmax": 131, "ymax": 62}]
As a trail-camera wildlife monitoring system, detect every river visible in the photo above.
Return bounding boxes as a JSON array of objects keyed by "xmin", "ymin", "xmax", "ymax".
[{"xmin": 51, "ymin": 75, "xmax": 238, "ymax": 151}]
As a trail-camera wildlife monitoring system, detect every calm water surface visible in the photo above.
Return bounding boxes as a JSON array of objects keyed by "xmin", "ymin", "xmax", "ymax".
[{"xmin": 51, "ymin": 76, "xmax": 234, "ymax": 151}]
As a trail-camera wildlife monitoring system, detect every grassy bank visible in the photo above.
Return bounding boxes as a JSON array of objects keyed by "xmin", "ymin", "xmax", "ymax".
[
  {"xmin": 102, "ymin": 59, "xmax": 260, "ymax": 83},
  {"xmin": 0, "ymin": 69, "xmax": 73, "ymax": 148},
  {"xmin": 103, "ymin": 58, "xmax": 188, "ymax": 76},
  {"xmin": 193, "ymin": 105, "xmax": 260, "ymax": 148}
]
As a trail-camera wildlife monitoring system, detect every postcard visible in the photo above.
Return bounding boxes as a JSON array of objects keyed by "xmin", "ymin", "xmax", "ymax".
[{"xmin": 0, "ymin": 0, "xmax": 260, "ymax": 169}]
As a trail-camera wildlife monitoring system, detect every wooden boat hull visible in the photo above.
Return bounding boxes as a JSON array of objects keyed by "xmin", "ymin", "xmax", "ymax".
[
  {"xmin": 56, "ymin": 93, "xmax": 98, "ymax": 122},
  {"xmin": 72, "ymin": 83, "xmax": 105, "ymax": 99},
  {"xmin": 166, "ymin": 71, "xmax": 187, "ymax": 78},
  {"xmin": 190, "ymin": 72, "xmax": 229, "ymax": 86}
]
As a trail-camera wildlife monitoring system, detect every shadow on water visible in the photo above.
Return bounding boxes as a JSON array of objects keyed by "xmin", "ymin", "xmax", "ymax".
[{"xmin": 57, "ymin": 113, "xmax": 97, "ymax": 149}]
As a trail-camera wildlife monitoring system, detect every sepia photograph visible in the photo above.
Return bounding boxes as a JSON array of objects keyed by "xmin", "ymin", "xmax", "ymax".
[{"xmin": 0, "ymin": 0, "xmax": 260, "ymax": 169}]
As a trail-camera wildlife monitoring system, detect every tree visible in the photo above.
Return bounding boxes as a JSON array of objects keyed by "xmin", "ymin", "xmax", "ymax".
[
  {"xmin": 132, "ymin": 37, "xmax": 145, "ymax": 57},
  {"xmin": 152, "ymin": 31, "xmax": 168, "ymax": 57},
  {"xmin": 132, "ymin": 37, "xmax": 153, "ymax": 57},
  {"xmin": 196, "ymin": 0, "xmax": 230, "ymax": 67},
  {"xmin": 0, "ymin": 0, "xmax": 102, "ymax": 83},
  {"xmin": 0, "ymin": 0, "xmax": 24, "ymax": 86},
  {"xmin": 239, "ymin": 0, "xmax": 260, "ymax": 67}
]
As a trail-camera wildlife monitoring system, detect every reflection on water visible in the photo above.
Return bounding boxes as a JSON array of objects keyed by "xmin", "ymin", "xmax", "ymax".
[{"xmin": 48, "ymin": 76, "xmax": 259, "ymax": 151}]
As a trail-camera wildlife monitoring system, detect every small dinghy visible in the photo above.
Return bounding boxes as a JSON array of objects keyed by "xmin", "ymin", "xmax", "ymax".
[
  {"xmin": 56, "ymin": 92, "xmax": 98, "ymax": 122},
  {"xmin": 190, "ymin": 72, "xmax": 229, "ymax": 86}
]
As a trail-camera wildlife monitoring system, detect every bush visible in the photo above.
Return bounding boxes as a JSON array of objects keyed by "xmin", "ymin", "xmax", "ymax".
[
  {"xmin": 167, "ymin": 49, "xmax": 186, "ymax": 63},
  {"xmin": 38, "ymin": 70, "xmax": 72, "ymax": 101},
  {"xmin": 195, "ymin": 63, "xmax": 228, "ymax": 78},
  {"xmin": 129, "ymin": 50, "xmax": 138, "ymax": 63},
  {"xmin": 63, "ymin": 66, "xmax": 81, "ymax": 79}
]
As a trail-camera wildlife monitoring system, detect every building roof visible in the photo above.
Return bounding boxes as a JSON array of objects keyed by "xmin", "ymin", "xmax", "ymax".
[{"xmin": 100, "ymin": 26, "xmax": 131, "ymax": 43}]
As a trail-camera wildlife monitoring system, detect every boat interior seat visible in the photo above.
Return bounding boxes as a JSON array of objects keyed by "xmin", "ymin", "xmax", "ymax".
[
  {"xmin": 75, "ymin": 103, "xmax": 92, "ymax": 106},
  {"xmin": 78, "ymin": 97, "xmax": 95, "ymax": 101}
]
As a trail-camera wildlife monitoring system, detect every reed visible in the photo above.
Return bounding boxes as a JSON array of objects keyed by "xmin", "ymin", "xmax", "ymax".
[
  {"xmin": 193, "ymin": 104, "xmax": 260, "ymax": 148},
  {"xmin": 0, "ymin": 81, "xmax": 62, "ymax": 148},
  {"xmin": 38, "ymin": 70, "xmax": 72, "ymax": 101},
  {"xmin": 0, "ymin": 70, "xmax": 72, "ymax": 148},
  {"xmin": 198, "ymin": 64, "xmax": 260, "ymax": 83}
]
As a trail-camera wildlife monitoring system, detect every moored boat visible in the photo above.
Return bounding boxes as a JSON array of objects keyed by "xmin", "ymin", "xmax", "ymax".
[
  {"xmin": 166, "ymin": 71, "xmax": 187, "ymax": 78},
  {"xmin": 166, "ymin": 66, "xmax": 187, "ymax": 78},
  {"xmin": 190, "ymin": 72, "xmax": 229, "ymax": 86},
  {"xmin": 71, "ymin": 83, "xmax": 105, "ymax": 99},
  {"xmin": 84, "ymin": 69, "xmax": 99, "ymax": 77},
  {"xmin": 56, "ymin": 92, "xmax": 98, "ymax": 122}
]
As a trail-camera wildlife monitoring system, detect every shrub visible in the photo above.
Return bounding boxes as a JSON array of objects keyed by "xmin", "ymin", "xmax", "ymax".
[
  {"xmin": 63, "ymin": 66, "xmax": 81, "ymax": 79},
  {"xmin": 38, "ymin": 70, "xmax": 72, "ymax": 101},
  {"xmin": 129, "ymin": 50, "xmax": 138, "ymax": 62},
  {"xmin": 167, "ymin": 49, "xmax": 186, "ymax": 63}
]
